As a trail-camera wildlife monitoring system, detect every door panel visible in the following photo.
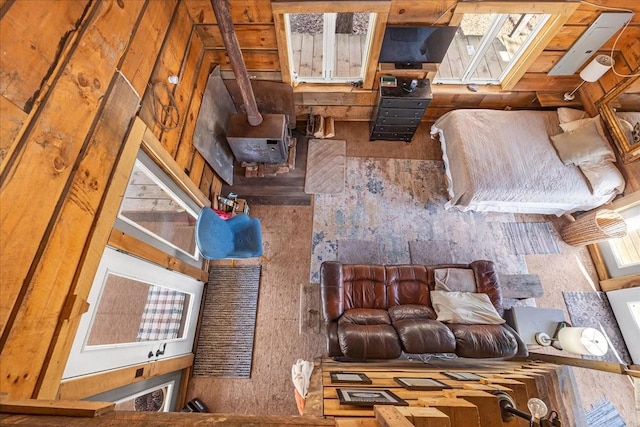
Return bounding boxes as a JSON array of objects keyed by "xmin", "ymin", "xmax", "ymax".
[{"xmin": 63, "ymin": 247, "xmax": 203, "ymax": 379}]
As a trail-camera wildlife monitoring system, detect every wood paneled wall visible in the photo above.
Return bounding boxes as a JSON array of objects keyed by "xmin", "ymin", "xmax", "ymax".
[
  {"xmin": 0, "ymin": 0, "xmax": 217, "ymax": 400},
  {"xmin": 184, "ymin": 0, "xmax": 640, "ymax": 123}
]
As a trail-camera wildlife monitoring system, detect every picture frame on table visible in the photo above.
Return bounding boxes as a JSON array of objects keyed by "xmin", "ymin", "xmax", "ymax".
[
  {"xmin": 330, "ymin": 372, "xmax": 372, "ymax": 384},
  {"xmin": 336, "ymin": 389, "xmax": 408, "ymax": 407},
  {"xmin": 393, "ymin": 377, "xmax": 452, "ymax": 391},
  {"xmin": 442, "ymin": 371, "xmax": 482, "ymax": 381}
]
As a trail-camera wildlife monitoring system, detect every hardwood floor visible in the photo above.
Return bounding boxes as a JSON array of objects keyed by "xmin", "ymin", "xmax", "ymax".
[{"xmin": 189, "ymin": 121, "xmax": 636, "ymax": 425}]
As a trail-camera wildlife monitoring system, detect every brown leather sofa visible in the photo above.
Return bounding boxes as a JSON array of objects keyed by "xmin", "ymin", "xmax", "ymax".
[{"xmin": 320, "ymin": 260, "xmax": 528, "ymax": 360}]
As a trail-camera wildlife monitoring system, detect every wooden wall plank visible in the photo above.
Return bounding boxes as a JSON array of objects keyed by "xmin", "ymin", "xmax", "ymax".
[
  {"xmin": 189, "ymin": 152, "xmax": 206, "ymax": 187},
  {"xmin": 0, "ymin": 399, "xmax": 114, "ymax": 417},
  {"xmin": 139, "ymin": 1, "xmax": 194, "ymax": 138},
  {"xmin": 0, "ymin": 96, "xmax": 27, "ymax": 164},
  {"xmin": 174, "ymin": 50, "xmax": 212, "ymax": 176},
  {"xmin": 0, "ymin": 0, "xmax": 144, "ymax": 346},
  {"xmin": 0, "ymin": 0, "xmax": 90, "ymax": 111},
  {"xmin": 160, "ymin": 30, "xmax": 205, "ymax": 158},
  {"xmin": 119, "ymin": 0, "xmax": 179, "ymax": 96},
  {"xmin": 195, "ymin": 24, "xmax": 277, "ymax": 49},
  {"xmin": 387, "ymin": 0, "xmax": 457, "ymax": 25},
  {"xmin": 1, "ymin": 71, "xmax": 141, "ymax": 399},
  {"xmin": 184, "ymin": 0, "xmax": 274, "ymax": 24},
  {"xmin": 207, "ymin": 49, "xmax": 280, "ymax": 71}
]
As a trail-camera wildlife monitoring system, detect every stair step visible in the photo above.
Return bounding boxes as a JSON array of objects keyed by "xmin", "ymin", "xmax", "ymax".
[
  {"xmin": 396, "ymin": 406, "xmax": 451, "ymax": 427},
  {"xmin": 443, "ymin": 390, "xmax": 503, "ymax": 427},
  {"xmin": 374, "ymin": 406, "xmax": 414, "ymax": 427},
  {"xmin": 418, "ymin": 397, "xmax": 481, "ymax": 427}
]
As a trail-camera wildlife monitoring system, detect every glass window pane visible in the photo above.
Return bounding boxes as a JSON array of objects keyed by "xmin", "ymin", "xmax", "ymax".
[
  {"xmin": 438, "ymin": 14, "xmax": 495, "ymax": 81},
  {"xmin": 86, "ymin": 273, "xmax": 190, "ymax": 347},
  {"xmin": 118, "ymin": 161, "xmax": 197, "ymax": 259},
  {"xmin": 332, "ymin": 12, "xmax": 369, "ymax": 79},
  {"xmin": 288, "ymin": 13, "xmax": 324, "ymax": 79}
]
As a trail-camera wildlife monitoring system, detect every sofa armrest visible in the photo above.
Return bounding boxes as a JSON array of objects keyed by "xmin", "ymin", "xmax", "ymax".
[
  {"xmin": 320, "ymin": 261, "xmax": 344, "ymax": 322},
  {"xmin": 503, "ymin": 323, "xmax": 529, "ymax": 357},
  {"xmin": 326, "ymin": 322, "xmax": 342, "ymax": 357},
  {"xmin": 470, "ymin": 260, "xmax": 504, "ymax": 316}
]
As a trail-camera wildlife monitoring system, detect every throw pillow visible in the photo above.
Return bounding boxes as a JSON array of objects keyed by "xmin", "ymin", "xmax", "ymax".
[
  {"xmin": 579, "ymin": 160, "xmax": 625, "ymax": 196},
  {"xmin": 557, "ymin": 107, "xmax": 588, "ymax": 124},
  {"xmin": 559, "ymin": 115, "xmax": 608, "ymax": 142},
  {"xmin": 550, "ymin": 119, "xmax": 615, "ymax": 165},
  {"xmin": 434, "ymin": 268, "xmax": 476, "ymax": 293},
  {"xmin": 431, "ymin": 291, "xmax": 505, "ymax": 325}
]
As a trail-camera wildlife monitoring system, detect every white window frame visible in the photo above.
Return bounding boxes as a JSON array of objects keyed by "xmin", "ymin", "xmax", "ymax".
[
  {"xmin": 285, "ymin": 12, "xmax": 376, "ymax": 83},
  {"xmin": 435, "ymin": 13, "xmax": 550, "ymax": 85}
]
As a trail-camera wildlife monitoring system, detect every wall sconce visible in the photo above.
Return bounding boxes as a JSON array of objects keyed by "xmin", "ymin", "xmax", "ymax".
[
  {"xmin": 563, "ymin": 55, "xmax": 614, "ymax": 101},
  {"xmin": 535, "ymin": 321, "xmax": 609, "ymax": 356}
]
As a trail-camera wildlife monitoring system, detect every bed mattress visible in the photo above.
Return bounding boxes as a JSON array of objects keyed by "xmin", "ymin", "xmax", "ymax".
[{"xmin": 431, "ymin": 109, "xmax": 616, "ymax": 216}]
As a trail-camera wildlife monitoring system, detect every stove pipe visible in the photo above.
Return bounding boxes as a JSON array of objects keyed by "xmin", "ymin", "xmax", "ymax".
[{"xmin": 211, "ymin": 0, "xmax": 263, "ymax": 126}]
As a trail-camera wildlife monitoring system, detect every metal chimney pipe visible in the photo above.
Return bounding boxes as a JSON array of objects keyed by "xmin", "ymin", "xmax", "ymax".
[{"xmin": 211, "ymin": 0, "xmax": 263, "ymax": 126}]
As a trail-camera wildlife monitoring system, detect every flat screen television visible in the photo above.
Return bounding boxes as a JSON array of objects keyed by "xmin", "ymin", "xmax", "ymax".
[{"xmin": 379, "ymin": 26, "xmax": 459, "ymax": 69}]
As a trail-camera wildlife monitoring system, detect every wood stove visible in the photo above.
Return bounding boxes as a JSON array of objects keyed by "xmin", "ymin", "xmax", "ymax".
[{"xmin": 226, "ymin": 113, "xmax": 289, "ymax": 164}]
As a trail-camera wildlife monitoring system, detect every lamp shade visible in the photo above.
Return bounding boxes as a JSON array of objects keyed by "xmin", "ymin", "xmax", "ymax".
[
  {"xmin": 579, "ymin": 55, "xmax": 614, "ymax": 82},
  {"xmin": 558, "ymin": 327, "xmax": 608, "ymax": 356}
]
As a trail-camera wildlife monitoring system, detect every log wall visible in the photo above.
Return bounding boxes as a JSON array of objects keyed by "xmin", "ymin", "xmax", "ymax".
[{"xmin": 185, "ymin": 0, "xmax": 640, "ymax": 123}]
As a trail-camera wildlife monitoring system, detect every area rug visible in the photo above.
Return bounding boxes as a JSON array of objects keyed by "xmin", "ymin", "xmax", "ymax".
[
  {"xmin": 562, "ymin": 291, "xmax": 632, "ymax": 364},
  {"xmin": 409, "ymin": 240, "xmax": 454, "ymax": 265},
  {"xmin": 310, "ymin": 158, "xmax": 528, "ymax": 282},
  {"xmin": 501, "ymin": 222, "xmax": 561, "ymax": 255},
  {"xmin": 585, "ymin": 398, "xmax": 627, "ymax": 427},
  {"xmin": 193, "ymin": 265, "xmax": 261, "ymax": 378},
  {"xmin": 338, "ymin": 239, "xmax": 381, "ymax": 264},
  {"xmin": 304, "ymin": 139, "xmax": 346, "ymax": 194}
]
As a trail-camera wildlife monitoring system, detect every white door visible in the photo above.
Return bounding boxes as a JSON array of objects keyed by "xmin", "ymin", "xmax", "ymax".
[{"xmin": 63, "ymin": 247, "xmax": 203, "ymax": 379}]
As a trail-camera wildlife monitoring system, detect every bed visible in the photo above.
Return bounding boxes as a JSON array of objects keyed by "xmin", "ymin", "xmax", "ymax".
[{"xmin": 430, "ymin": 109, "xmax": 624, "ymax": 216}]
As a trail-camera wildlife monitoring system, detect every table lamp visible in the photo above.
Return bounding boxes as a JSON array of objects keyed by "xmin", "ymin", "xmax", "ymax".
[
  {"xmin": 563, "ymin": 55, "xmax": 614, "ymax": 101},
  {"xmin": 535, "ymin": 321, "xmax": 609, "ymax": 356}
]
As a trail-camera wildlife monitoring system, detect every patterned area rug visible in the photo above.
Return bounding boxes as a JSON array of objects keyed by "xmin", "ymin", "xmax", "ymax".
[
  {"xmin": 193, "ymin": 265, "xmax": 261, "ymax": 378},
  {"xmin": 562, "ymin": 291, "xmax": 632, "ymax": 364},
  {"xmin": 501, "ymin": 222, "xmax": 561, "ymax": 255},
  {"xmin": 310, "ymin": 158, "xmax": 528, "ymax": 282}
]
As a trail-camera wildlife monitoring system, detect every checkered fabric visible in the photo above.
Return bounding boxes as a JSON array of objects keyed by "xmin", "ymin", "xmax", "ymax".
[{"xmin": 137, "ymin": 287, "xmax": 186, "ymax": 341}]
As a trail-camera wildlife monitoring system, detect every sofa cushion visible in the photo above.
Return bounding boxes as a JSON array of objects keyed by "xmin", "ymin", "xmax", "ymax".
[
  {"xmin": 448, "ymin": 324, "xmax": 519, "ymax": 358},
  {"xmin": 338, "ymin": 323, "xmax": 402, "ymax": 359},
  {"xmin": 342, "ymin": 265, "xmax": 387, "ymax": 310},
  {"xmin": 393, "ymin": 319, "xmax": 456, "ymax": 354},
  {"xmin": 339, "ymin": 308, "xmax": 391, "ymax": 325},
  {"xmin": 434, "ymin": 268, "xmax": 476, "ymax": 292},
  {"xmin": 431, "ymin": 291, "xmax": 505, "ymax": 325},
  {"xmin": 388, "ymin": 304, "xmax": 436, "ymax": 322},
  {"xmin": 386, "ymin": 265, "xmax": 430, "ymax": 306}
]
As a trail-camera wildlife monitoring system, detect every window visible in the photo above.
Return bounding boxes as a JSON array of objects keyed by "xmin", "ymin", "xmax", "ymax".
[
  {"xmin": 273, "ymin": 2, "xmax": 390, "ymax": 89},
  {"xmin": 435, "ymin": 13, "xmax": 550, "ymax": 85},
  {"xmin": 286, "ymin": 12, "xmax": 374, "ymax": 83},
  {"xmin": 114, "ymin": 150, "xmax": 202, "ymax": 266},
  {"xmin": 599, "ymin": 203, "xmax": 640, "ymax": 276}
]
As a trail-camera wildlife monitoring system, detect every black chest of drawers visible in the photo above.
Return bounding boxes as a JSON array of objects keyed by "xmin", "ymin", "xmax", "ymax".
[{"xmin": 370, "ymin": 77, "xmax": 432, "ymax": 142}]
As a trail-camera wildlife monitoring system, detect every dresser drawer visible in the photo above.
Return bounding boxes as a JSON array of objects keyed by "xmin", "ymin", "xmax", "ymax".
[
  {"xmin": 370, "ymin": 131, "xmax": 414, "ymax": 142},
  {"xmin": 375, "ymin": 116, "xmax": 421, "ymax": 126},
  {"xmin": 378, "ymin": 108, "xmax": 425, "ymax": 119},
  {"xmin": 372, "ymin": 124, "xmax": 417, "ymax": 134},
  {"xmin": 380, "ymin": 98, "xmax": 430, "ymax": 110}
]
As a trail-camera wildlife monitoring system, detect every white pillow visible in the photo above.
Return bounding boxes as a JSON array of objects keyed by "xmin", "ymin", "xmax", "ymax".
[
  {"xmin": 431, "ymin": 291, "xmax": 505, "ymax": 325},
  {"xmin": 550, "ymin": 119, "xmax": 616, "ymax": 165},
  {"xmin": 557, "ymin": 107, "xmax": 588, "ymax": 124},
  {"xmin": 559, "ymin": 115, "xmax": 608, "ymax": 141},
  {"xmin": 434, "ymin": 268, "xmax": 476, "ymax": 293},
  {"xmin": 579, "ymin": 161, "xmax": 625, "ymax": 196}
]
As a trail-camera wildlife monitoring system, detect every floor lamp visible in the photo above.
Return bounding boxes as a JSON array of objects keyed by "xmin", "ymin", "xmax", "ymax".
[{"xmin": 563, "ymin": 55, "xmax": 614, "ymax": 101}]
